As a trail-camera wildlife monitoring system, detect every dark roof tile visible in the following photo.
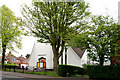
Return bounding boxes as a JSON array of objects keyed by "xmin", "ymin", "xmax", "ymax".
[{"xmin": 72, "ymin": 47, "xmax": 85, "ymax": 58}]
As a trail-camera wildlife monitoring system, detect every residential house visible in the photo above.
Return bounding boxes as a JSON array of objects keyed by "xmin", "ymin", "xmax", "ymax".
[{"xmin": 5, "ymin": 52, "xmax": 28, "ymax": 68}]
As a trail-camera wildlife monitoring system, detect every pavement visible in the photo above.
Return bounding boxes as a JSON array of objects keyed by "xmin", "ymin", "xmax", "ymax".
[{"xmin": 1, "ymin": 71, "xmax": 92, "ymax": 80}]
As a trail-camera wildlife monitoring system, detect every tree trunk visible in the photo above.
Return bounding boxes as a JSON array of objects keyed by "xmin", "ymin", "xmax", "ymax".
[
  {"xmin": 99, "ymin": 54, "xmax": 104, "ymax": 66},
  {"xmin": 61, "ymin": 54, "xmax": 63, "ymax": 64},
  {"xmin": 65, "ymin": 47, "xmax": 67, "ymax": 65},
  {"xmin": 2, "ymin": 44, "xmax": 6, "ymax": 69},
  {"xmin": 52, "ymin": 44, "xmax": 58, "ymax": 74},
  {"xmin": 53, "ymin": 53, "xmax": 58, "ymax": 74}
]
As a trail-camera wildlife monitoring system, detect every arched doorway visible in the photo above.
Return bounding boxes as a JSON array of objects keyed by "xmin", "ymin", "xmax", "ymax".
[{"xmin": 37, "ymin": 57, "xmax": 46, "ymax": 69}]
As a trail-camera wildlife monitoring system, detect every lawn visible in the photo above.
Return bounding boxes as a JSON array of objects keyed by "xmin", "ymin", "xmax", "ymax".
[
  {"xmin": 24, "ymin": 71, "xmax": 59, "ymax": 77},
  {"xmin": 2, "ymin": 68, "xmax": 88, "ymax": 77},
  {"xmin": 2, "ymin": 68, "xmax": 59, "ymax": 77}
]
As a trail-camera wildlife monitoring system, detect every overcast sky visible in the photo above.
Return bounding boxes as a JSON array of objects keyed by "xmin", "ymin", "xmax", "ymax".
[{"xmin": 0, "ymin": 0, "xmax": 120, "ymax": 57}]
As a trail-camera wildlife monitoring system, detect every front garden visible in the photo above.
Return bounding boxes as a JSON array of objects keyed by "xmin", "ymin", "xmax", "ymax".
[
  {"xmin": 1, "ymin": 63, "xmax": 87, "ymax": 77},
  {"xmin": 2, "ymin": 63, "xmax": 120, "ymax": 79}
]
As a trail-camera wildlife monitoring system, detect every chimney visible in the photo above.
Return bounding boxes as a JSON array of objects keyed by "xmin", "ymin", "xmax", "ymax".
[
  {"xmin": 9, "ymin": 51, "xmax": 11, "ymax": 54},
  {"xmin": 118, "ymin": 1, "xmax": 120, "ymax": 24},
  {"xmin": 8, "ymin": 51, "xmax": 11, "ymax": 56}
]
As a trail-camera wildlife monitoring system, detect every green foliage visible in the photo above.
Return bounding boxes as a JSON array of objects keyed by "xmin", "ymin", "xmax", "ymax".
[
  {"xmin": 82, "ymin": 64, "xmax": 91, "ymax": 69},
  {"xmin": 24, "ymin": 71, "xmax": 59, "ymax": 76},
  {"xmin": 25, "ymin": 54, "xmax": 30, "ymax": 59},
  {"xmin": 87, "ymin": 65, "xmax": 120, "ymax": 79},
  {"xmin": 71, "ymin": 15, "xmax": 120, "ymax": 65},
  {"xmin": 7, "ymin": 61, "xmax": 12, "ymax": 64},
  {"xmin": 4, "ymin": 63, "xmax": 17, "ymax": 66},
  {"xmin": 22, "ymin": 1, "xmax": 90, "ymax": 73},
  {"xmin": 0, "ymin": 5, "xmax": 24, "ymax": 52},
  {"xmin": 0, "ymin": 5, "xmax": 24, "ymax": 67},
  {"xmin": 22, "ymin": 1, "xmax": 90, "ymax": 47},
  {"xmin": 58, "ymin": 65, "xmax": 84, "ymax": 77}
]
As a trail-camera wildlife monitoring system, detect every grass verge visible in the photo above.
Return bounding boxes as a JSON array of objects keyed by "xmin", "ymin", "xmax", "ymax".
[{"xmin": 2, "ymin": 69, "xmax": 59, "ymax": 77}]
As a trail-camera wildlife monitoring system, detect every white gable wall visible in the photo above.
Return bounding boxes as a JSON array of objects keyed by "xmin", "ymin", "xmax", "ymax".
[
  {"xmin": 28, "ymin": 42, "xmax": 53, "ymax": 69},
  {"xmin": 28, "ymin": 43, "xmax": 38, "ymax": 69},
  {"xmin": 81, "ymin": 50, "xmax": 88, "ymax": 65},
  {"xmin": 67, "ymin": 47, "xmax": 82, "ymax": 67},
  {"xmin": 46, "ymin": 45, "xmax": 53, "ymax": 69}
]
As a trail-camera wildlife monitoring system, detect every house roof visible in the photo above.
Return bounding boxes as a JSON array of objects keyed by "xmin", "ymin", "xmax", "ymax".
[
  {"xmin": 6, "ymin": 52, "xmax": 17, "ymax": 58},
  {"xmin": 17, "ymin": 55, "xmax": 26, "ymax": 60},
  {"xmin": 72, "ymin": 47, "xmax": 85, "ymax": 58}
]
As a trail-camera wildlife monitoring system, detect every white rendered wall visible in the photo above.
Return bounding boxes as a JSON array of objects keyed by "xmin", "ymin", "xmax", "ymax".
[
  {"xmin": 28, "ymin": 42, "xmax": 53, "ymax": 69},
  {"xmin": 81, "ymin": 50, "xmax": 88, "ymax": 65},
  {"xmin": 46, "ymin": 44, "xmax": 53, "ymax": 69},
  {"xmin": 59, "ymin": 48, "xmax": 65, "ymax": 64},
  {"xmin": 29, "ymin": 42, "xmax": 88, "ymax": 69},
  {"xmin": 67, "ymin": 47, "xmax": 82, "ymax": 67}
]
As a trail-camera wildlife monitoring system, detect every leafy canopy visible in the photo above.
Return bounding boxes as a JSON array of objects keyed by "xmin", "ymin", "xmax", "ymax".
[
  {"xmin": 0, "ymin": 5, "xmax": 24, "ymax": 52},
  {"xmin": 22, "ymin": 1, "xmax": 90, "ymax": 73},
  {"xmin": 22, "ymin": 1, "xmax": 90, "ymax": 44},
  {"xmin": 71, "ymin": 15, "xmax": 120, "ymax": 65}
]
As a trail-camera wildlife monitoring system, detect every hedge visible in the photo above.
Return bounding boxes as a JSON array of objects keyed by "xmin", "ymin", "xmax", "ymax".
[
  {"xmin": 87, "ymin": 65, "xmax": 120, "ymax": 79},
  {"xmin": 58, "ymin": 65, "xmax": 84, "ymax": 77},
  {"xmin": 4, "ymin": 63, "xmax": 17, "ymax": 66}
]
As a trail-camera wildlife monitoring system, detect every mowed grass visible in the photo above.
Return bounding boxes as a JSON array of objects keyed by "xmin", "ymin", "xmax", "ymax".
[
  {"xmin": 2, "ymin": 68, "xmax": 59, "ymax": 77},
  {"xmin": 24, "ymin": 71, "xmax": 59, "ymax": 76},
  {"xmin": 2, "ymin": 68, "xmax": 87, "ymax": 77}
]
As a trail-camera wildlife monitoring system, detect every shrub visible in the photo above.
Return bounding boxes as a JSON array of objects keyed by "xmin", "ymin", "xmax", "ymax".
[
  {"xmin": 4, "ymin": 63, "xmax": 18, "ymax": 69},
  {"xmin": 4, "ymin": 63, "xmax": 17, "ymax": 66},
  {"xmin": 7, "ymin": 61, "xmax": 12, "ymax": 64},
  {"xmin": 82, "ymin": 64, "xmax": 91, "ymax": 74},
  {"xmin": 87, "ymin": 65, "xmax": 120, "ymax": 79},
  {"xmin": 58, "ymin": 65, "xmax": 84, "ymax": 77}
]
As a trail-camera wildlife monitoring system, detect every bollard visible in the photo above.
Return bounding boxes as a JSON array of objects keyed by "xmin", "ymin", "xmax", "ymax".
[
  {"xmin": 22, "ymin": 66, "xmax": 24, "ymax": 73},
  {"xmin": 14, "ymin": 67, "xmax": 15, "ymax": 72},
  {"xmin": 33, "ymin": 67, "xmax": 34, "ymax": 72},
  {"xmin": 5, "ymin": 67, "xmax": 6, "ymax": 71}
]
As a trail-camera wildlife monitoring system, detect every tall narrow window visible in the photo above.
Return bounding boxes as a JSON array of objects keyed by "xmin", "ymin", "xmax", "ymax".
[
  {"xmin": 40, "ymin": 59, "xmax": 46, "ymax": 68},
  {"xmin": 37, "ymin": 62, "xmax": 40, "ymax": 68},
  {"xmin": 38, "ymin": 57, "xmax": 46, "ymax": 69}
]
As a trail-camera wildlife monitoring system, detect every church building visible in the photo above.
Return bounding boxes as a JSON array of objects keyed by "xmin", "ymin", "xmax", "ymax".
[{"xmin": 28, "ymin": 42, "xmax": 88, "ymax": 70}]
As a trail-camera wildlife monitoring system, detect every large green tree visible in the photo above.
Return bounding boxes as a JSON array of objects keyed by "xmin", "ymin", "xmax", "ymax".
[
  {"xmin": 71, "ymin": 15, "xmax": 120, "ymax": 65},
  {"xmin": 0, "ymin": 5, "xmax": 24, "ymax": 68},
  {"xmin": 22, "ymin": 1, "xmax": 90, "ymax": 73}
]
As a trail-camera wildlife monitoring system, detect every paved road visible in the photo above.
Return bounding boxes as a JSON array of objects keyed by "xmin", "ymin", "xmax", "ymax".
[
  {"xmin": 1, "ymin": 75, "xmax": 33, "ymax": 80},
  {"xmin": 2, "ymin": 74, "xmax": 24, "ymax": 78},
  {"xmin": 1, "ymin": 71, "xmax": 92, "ymax": 80}
]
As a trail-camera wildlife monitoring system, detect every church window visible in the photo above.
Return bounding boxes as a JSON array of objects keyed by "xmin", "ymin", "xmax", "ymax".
[{"xmin": 37, "ymin": 57, "xmax": 46, "ymax": 69}]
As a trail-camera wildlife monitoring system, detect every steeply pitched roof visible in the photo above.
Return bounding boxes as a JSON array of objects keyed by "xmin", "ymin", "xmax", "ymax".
[{"xmin": 72, "ymin": 47, "xmax": 85, "ymax": 58}]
